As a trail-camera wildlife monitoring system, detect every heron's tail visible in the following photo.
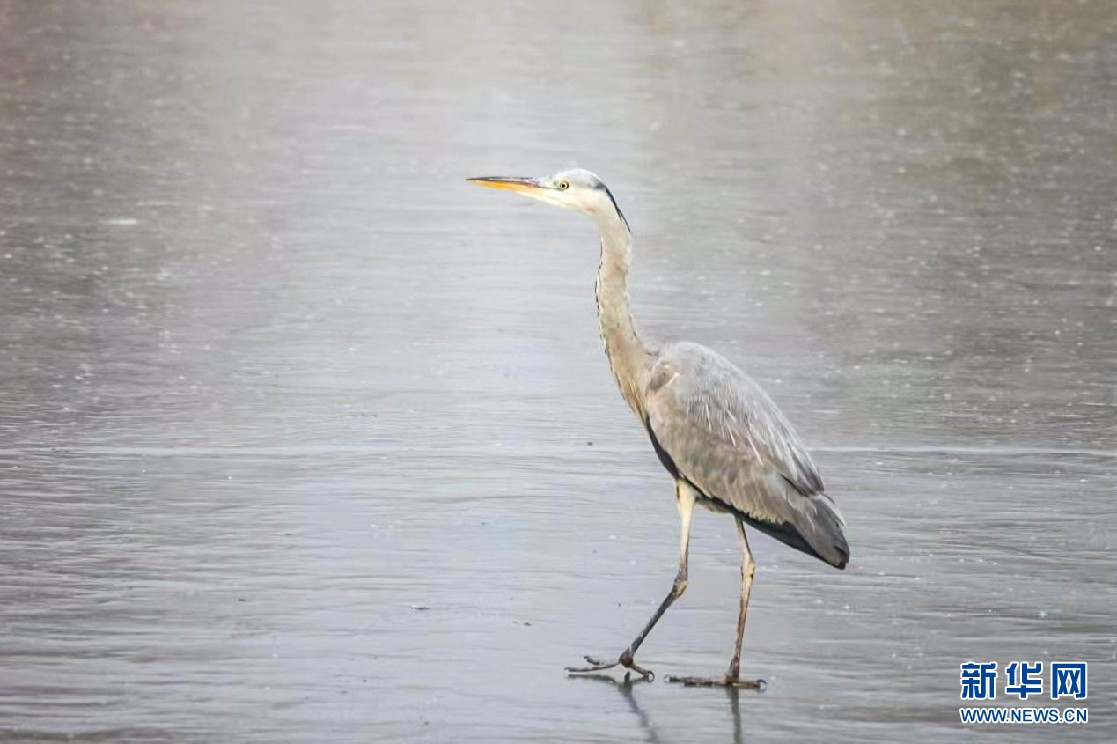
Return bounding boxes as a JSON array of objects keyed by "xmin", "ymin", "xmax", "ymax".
[
  {"xmin": 745, "ymin": 492, "xmax": 850, "ymax": 570},
  {"xmin": 801, "ymin": 494, "xmax": 850, "ymax": 569}
]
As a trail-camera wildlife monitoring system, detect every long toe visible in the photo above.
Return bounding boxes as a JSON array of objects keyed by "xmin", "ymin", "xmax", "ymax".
[
  {"xmin": 619, "ymin": 658, "xmax": 654, "ymax": 682},
  {"xmin": 666, "ymin": 674, "xmax": 766, "ymax": 690},
  {"xmin": 565, "ymin": 655, "xmax": 620, "ymax": 674}
]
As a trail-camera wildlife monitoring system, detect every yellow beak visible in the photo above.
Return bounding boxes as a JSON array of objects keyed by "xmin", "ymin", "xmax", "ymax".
[{"xmin": 467, "ymin": 176, "xmax": 545, "ymax": 194}]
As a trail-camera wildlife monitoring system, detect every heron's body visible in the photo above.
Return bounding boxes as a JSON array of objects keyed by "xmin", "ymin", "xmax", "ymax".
[
  {"xmin": 644, "ymin": 343, "xmax": 848, "ymax": 566},
  {"xmin": 470, "ymin": 168, "xmax": 849, "ymax": 686}
]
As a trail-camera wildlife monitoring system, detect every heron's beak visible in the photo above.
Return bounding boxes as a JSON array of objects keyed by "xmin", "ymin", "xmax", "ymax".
[{"xmin": 467, "ymin": 176, "xmax": 547, "ymax": 194}]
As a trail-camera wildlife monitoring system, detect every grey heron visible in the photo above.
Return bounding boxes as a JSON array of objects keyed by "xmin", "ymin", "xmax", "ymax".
[{"xmin": 469, "ymin": 169, "xmax": 849, "ymax": 688}]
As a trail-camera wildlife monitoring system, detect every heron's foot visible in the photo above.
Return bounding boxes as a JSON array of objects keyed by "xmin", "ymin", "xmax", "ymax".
[
  {"xmin": 665, "ymin": 673, "xmax": 766, "ymax": 690},
  {"xmin": 565, "ymin": 652, "xmax": 655, "ymax": 682}
]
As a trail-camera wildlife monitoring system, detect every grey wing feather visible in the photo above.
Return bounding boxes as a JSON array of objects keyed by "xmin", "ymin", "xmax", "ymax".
[{"xmin": 645, "ymin": 342, "xmax": 849, "ymax": 568}]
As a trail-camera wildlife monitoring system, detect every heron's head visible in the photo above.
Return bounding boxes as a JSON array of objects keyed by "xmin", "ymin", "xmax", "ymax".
[{"xmin": 468, "ymin": 168, "xmax": 625, "ymax": 224}]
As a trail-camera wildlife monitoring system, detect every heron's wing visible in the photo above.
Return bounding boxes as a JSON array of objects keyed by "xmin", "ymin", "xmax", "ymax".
[
  {"xmin": 644, "ymin": 342, "xmax": 848, "ymax": 568},
  {"xmin": 646, "ymin": 343, "xmax": 824, "ymax": 495}
]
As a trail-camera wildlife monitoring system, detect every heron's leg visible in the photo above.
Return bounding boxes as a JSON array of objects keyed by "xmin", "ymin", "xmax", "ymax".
[
  {"xmin": 566, "ymin": 482, "xmax": 695, "ymax": 681},
  {"xmin": 622, "ymin": 482, "xmax": 695, "ymax": 657},
  {"xmin": 666, "ymin": 517, "xmax": 764, "ymax": 690},
  {"xmin": 727, "ymin": 517, "xmax": 756, "ymax": 680}
]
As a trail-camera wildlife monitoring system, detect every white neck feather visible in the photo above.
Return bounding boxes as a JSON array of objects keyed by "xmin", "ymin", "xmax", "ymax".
[{"xmin": 592, "ymin": 208, "xmax": 652, "ymax": 416}]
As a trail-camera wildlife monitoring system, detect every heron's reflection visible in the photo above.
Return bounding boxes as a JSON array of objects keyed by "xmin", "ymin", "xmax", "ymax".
[{"xmin": 571, "ymin": 675, "xmax": 750, "ymax": 743}]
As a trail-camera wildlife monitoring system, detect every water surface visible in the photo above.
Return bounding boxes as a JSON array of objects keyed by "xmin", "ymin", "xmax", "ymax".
[{"xmin": 1, "ymin": 1, "xmax": 1114, "ymax": 741}]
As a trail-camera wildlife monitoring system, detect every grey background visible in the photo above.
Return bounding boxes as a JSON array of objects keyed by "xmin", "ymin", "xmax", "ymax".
[{"xmin": 1, "ymin": 1, "xmax": 1114, "ymax": 742}]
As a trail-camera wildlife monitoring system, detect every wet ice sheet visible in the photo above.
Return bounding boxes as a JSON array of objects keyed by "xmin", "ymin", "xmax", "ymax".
[{"xmin": 1, "ymin": 445, "xmax": 1112, "ymax": 742}]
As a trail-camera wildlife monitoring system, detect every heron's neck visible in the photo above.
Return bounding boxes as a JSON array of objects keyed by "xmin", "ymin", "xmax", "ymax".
[{"xmin": 594, "ymin": 209, "xmax": 652, "ymax": 416}]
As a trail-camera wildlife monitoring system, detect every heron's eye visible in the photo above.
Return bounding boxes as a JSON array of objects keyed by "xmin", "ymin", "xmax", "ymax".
[{"xmin": 558, "ymin": 180, "xmax": 570, "ymax": 191}]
